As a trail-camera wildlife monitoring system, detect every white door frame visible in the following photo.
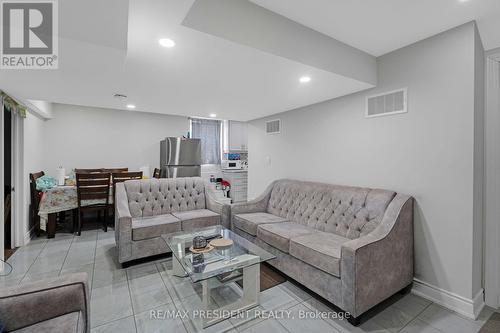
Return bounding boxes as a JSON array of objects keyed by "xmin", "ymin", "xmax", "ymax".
[
  {"xmin": 12, "ymin": 112, "xmax": 25, "ymax": 247},
  {"xmin": 0, "ymin": 98, "xmax": 5, "ymax": 267},
  {"xmin": 484, "ymin": 48, "xmax": 500, "ymax": 309}
]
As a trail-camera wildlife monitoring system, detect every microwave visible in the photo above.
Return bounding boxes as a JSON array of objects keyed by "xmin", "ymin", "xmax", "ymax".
[{"xmin": 222, "ymin": 160, "xmax": 244, "ymax": 169}]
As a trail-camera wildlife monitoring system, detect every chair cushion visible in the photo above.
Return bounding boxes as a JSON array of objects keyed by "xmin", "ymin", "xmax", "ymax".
[
  {"xmin": 13, "ymin": 311, "xmax": 83, "ymax": 333},
  {"xmin": 233, "ymin": 213, "xmax": 288, "ymax": 236},
  {"xmin": 132, "ymin": 214, "xmax": 181, "ymax": 241},
  {"xmin": 172, "ymin": 209, "xmax": 220, "ymax": 231},
  {"xmin": 256, "ymin": 222, "xmax": 316, "ymax": 253},
  {"xmin": 289, "ymin": 231, "xmax": 350, "ymax": 277}
]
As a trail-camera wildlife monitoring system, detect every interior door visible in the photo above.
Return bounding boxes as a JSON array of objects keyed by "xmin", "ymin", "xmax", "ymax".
[{"xmin": 0, "ymin": 100, "xmax": 5, "ymax": 265}]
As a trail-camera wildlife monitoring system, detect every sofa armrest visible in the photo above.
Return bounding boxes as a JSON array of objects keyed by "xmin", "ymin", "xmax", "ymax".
[
  {"xmin": 0, "ymin": 273, "xmax": 90, "ymax": 333},
  {"xmin": 340, "ymin": 194, "xmax": 414, "ymax": 317},
  {"xmin": 115, "ymin": 182, "xmax": 133, "ymax": 263},
  {"xmin": 205, "ymin": 188, "xmax": 231, "ymax": 229},
  {"xmin": 230, "ymin": 181, "xmax": 276, "ymax": 229}
]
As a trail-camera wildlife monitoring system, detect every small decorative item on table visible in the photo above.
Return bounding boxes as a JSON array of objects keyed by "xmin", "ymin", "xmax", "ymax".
[
  {"xmin": 209, "ymin": 238, "xmax": 233, "ymax": 249},
  {"xmin": 192, "ymin": 253, "xmax": 205, "ymax": 273},
  {"xmin": 190, "ymin": 236, "xmax": 214, "ymax": 253}
]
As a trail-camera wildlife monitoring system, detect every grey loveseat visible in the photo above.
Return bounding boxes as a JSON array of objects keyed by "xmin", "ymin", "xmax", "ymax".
[
  {"xmin": 0, "ymin": 273, "xmax": 89, "ymax": 332},
  {"xmin": 231, "ymin": 179, "xmax": 413, "ymax": 324},
  {"xmin": 115, "ymin": 177, "xmax": 229, "ymax": 264}
]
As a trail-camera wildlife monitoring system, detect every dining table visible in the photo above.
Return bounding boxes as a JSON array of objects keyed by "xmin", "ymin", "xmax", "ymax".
[{"xmin": 38, "ymin": 185, "xmax": 113, "ymax": 238}]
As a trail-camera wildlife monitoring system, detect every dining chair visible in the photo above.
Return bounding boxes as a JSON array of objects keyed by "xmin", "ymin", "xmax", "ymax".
[
  {"xmin": 153, "ymin": 168, "xmax": 161, "ymax": 179},
  {"xmin": 76, "ymin": 172, "xmax": 111, "ymax": 235},
  {"xmin": 103, "ymin": 168, "xmax": 128, "ymax": 173},
  {"xmin": 29, "ymin": 171, "xmax": 45, "ymax": 236},
  {"xmin": 111, "ymin": 171, "xmax": 143, "ymax": 217},
  {"xmin": 74, "ymin": 168, "xmax": 103, "ymax": 174}
]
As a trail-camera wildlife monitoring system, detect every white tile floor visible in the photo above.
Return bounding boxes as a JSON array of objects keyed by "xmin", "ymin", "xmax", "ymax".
[{"xmin": 0, "ymin": 229, "xmax": 495, "ymax": 333}]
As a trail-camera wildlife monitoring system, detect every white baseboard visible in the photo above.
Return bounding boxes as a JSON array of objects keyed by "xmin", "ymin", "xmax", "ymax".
[{"xmin": 411, "ymin": 278, "xmax": 484, "ymax": 320}]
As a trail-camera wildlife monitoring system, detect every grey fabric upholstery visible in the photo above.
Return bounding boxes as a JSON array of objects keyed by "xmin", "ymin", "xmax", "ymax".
[
  {"xmin": 233, "ymin": 212, "xmax": 288, "ymax": 236},
  {"xmin": 0, "ymin": 273, "xmax": 89, "ymax": 333},
  {"xmin": 289, "ymin": 231, "xmax": 350, "ymax": 277},
  {"xmin": 132, "ymin": 214, "xmax": 181, "ymax": 241},
  {"xmin": 115, "ymin": 177, "xmax": 229, "ymax": 263},
  {"xmin": 229, "ymin": 179, "xmax": 413, "ymax": 319},
  {"xmin": 257, "ymin": 222, "xmax": 316, "ymax": 253},
  {"xmin": 13, "ymin": 312, "xmax": 81, "ymax": 333},
  {"xmin": 172, "ymin": 209, "xmax": 220, "ymax": 231}
]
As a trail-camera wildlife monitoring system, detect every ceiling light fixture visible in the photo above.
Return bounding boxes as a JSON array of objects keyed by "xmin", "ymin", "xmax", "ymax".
[
  {"xmin": 126, "ymin": 104, "xmax": 136, "ymax": 109},
  {"xmin": 458, "ymin": 0, "xmax": 470, "ymax": 2},
  {"xmin": 299, "ymin": 76, "xmax": 311, "ymax": 83},
  {"xmin": 209, "ymin": 113, "xmax": 217, "ymax": 118},
  {"xmin": 159, "ymin": 38, "xmax": 175, "ymax": 48}
]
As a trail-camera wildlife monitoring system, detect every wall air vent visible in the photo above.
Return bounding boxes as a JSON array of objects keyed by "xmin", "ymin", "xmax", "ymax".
[
  {"xmin": 366, "ymin": 88, "xmax": 407, "ymax": 118},
  {"xmin": 266, "ymin": 119, "xmax": 281, "ymax": 134}
]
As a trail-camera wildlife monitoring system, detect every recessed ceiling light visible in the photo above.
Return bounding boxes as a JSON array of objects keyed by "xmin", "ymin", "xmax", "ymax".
[
  {"xmin": 126, "ymin": 104, "xmax": 136, "ymax": 109},
  {"xmin": 299, "ymin": 76, "xmax": 311, "ymax": 83},
  {"xmin": 458, "ymin": 0, "xmax": 470, "ymax": 2},
  {"xmin": 159, "ymin": 38, "xmax": 175, "ymax": 48},
  {"xmin": 209, "ymin": 113, "xmax": 217, "ymax": 118}
]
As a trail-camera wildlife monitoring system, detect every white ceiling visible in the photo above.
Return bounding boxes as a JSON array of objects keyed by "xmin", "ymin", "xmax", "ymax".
[
  {"xmin": 250, "ymin": 0, "xmax": 500, "ymax": 56},
  {"xmin": 0, "ymin": 0, "xmax": 372, "ymax": 121},
  {"xmin": 1, "ymin": 0, "xmax": 499, "ymax": 121}
]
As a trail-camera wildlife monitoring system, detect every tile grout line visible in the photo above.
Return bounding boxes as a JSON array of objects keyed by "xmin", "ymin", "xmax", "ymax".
[
  {"xmin": 396, "ymin": 301, "xmax": 437, "ymax": 333},
  {"xmin": 124, "ymin": 266, "xmax": 139, "ymax": 333},
  {"xmin": 58, "ymin": 234, "xmax": 76, "ymax": 275},
  {"xmin": 89, "ymin": 231, "xmax": 98, "ymax": 291},
  {"xmin": 18, "ymin": 238, "xmax": 50, "ymax": 284},
  {"xmin": 156, "ymin": 261, "xmax": 203, "ymax": 333}
]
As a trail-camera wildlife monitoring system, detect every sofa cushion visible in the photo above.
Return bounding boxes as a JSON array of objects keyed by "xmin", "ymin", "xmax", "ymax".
[
  {"xmin": 172, "ymin": 209, "xmax": 220, "ymax": 231},
  {"xmin": 132, "ymin": 214, "xmax": 181, "ymax": 241},
  {"xmin": 13, "ymin": 311, "xmax": 82, "ymax": 333},
  {"xmin": 257, "ymin": 222, "xmax": 316, "ymax": 253},
  {"xmin": 233, "ymin": 213, "xmax": 288, "ymax": 236},
  {"xmin": 289, "ymin": 231, "xmax": 350, "ymax": 277}
]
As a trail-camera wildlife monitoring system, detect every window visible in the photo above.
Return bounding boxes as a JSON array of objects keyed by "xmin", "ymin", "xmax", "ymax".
[{"xmin": 191, "ymin": 118, "xmax": 222, "ymax": 165}]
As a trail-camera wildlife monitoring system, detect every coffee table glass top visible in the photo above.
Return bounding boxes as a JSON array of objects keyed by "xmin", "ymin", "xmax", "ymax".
[{"xmin": 162, "ymin": 225, "xmax": 275, "ymax": 282}]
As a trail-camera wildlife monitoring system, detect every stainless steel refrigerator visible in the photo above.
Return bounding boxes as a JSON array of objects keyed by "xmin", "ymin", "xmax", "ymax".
[{"xmin": 160, "ymin": 137, "xmax": 201, "ymax": 178}]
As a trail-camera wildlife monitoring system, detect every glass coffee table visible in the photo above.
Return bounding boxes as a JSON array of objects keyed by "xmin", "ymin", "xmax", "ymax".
[{"xmin": 162, "ymin": 225, "xmax": 275, "ymax": 328}]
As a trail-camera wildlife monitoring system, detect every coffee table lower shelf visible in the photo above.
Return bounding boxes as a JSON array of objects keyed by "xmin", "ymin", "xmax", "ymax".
[{"xmin": 173, "ymin": 256, "xmax": 261, "ymax": 329}]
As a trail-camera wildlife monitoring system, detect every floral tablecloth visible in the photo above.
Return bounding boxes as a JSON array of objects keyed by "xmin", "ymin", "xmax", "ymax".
[{"xmin": 38, "ymin": 186, "xmax": 113, "ymax": 230}]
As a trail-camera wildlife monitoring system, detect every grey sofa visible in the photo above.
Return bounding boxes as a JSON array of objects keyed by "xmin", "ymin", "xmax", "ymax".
[
  {"xmin": 231, "ymin": 179, "xmax": 413, "ymax": 323},
  {"xmin": 0, "ymin": 273, "xmax": 89, "ymax": 333},
  {"xmin": 115, "ymin": 177, "xmax": 230, "ymax": 264}
]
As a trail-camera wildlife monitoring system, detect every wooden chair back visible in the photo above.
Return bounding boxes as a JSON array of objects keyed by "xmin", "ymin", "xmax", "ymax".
[
  {"xmin": 112, "ymin": 171, "xmax": 143, "ymax": 199},
  {"xmin": 76, "ymin": 173, "xmax": 111, "ymax": 209},
  {"xmin": 103, "ymin": 168, "xmax": 128, "ymax": 173},
  {"xmin": 75, "ymin": 168, "xmax": 103, "ymax": 174},
  {"xmin": 153, "ymin": 168, "xmax": 161, "ymax": 179},
  {"xmin": 29, "ymin": 171, "xmax": 45, "ymax": 210}
]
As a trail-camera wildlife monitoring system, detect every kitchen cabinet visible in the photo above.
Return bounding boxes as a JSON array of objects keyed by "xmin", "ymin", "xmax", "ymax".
[
  {"xmin": 227, "ymin": 120, "xmax": 248, "ymax": 152},
  {"xmin": 222, "ymin": 170, "xmax": 248, "ymax": 203}
]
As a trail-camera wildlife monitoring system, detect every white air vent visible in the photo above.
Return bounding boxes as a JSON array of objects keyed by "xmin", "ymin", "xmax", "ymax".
[
  {"xmin": 366, "ymin": 88, "xmax": 407, "ymax": 118},
  {"xmin": 266, "ymin": 119, "xmax": 281, "ymax": 134}
]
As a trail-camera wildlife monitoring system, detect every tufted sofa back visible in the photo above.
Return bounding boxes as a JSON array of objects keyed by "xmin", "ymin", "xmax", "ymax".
[
  {"xmin": 267, "ymin": 179, "xmax": 396, "ymax": 239},
  {"xmin": 124, "ymin": 177, "xmax": 207, "ymax": 218}
]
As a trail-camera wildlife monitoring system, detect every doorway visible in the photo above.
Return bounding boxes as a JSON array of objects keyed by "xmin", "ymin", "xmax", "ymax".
[
  {"xmin": 484, "ymin": 49, "xmax": 500, "ymax": 309},
  {"xmin": 3, "ymin": 105, "xmax": 14, "ymax": 259}
]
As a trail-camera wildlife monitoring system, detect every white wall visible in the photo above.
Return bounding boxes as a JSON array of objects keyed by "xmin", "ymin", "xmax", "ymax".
[
  {"xmin": 43, "ymin": 104, "xmax": 189, "ymax": 177},
  {"xmin": 23, "ymin": 112, "xmax": 46, "ymax": 238},
  {"xmin": 248, "ymin": 22, "xmax": 482, "ymax": 304}
]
